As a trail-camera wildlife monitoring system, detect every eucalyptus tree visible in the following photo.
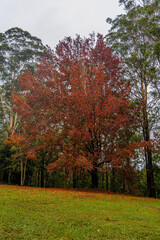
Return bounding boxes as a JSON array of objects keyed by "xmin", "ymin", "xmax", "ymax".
[
  {"xmin": 106, "ymin": 0, "xmax": 160, "ymax": 197},
  {"xmin": 0, "ymin": 27, "xmax": 45, "ymax": 185},
  {"xmin": 0, "ymin": 27, "xmax": 45, "ymax": 139}
]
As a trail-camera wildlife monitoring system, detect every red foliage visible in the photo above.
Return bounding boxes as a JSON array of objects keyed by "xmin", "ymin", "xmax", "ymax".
[{"xmin": 11, "ymin": 33, "xmax": 140, "ymax": 175}]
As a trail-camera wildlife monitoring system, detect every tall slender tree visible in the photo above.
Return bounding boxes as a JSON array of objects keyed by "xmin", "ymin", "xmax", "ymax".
[
  {"xmin": 0, "ymin": 27, "xmax": 45, "ymax": 185},
  {"xmin": 0, "ymin": 27, "xmax": 45, "ymax": 140},
  {"xmin": 106, "ymin": 0, "xmax": 160, "ymax": 197}
]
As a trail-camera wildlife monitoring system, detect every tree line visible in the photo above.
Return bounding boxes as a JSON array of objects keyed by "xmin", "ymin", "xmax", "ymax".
[{"xmin": 0, "ymin": 0, "xmax": 160, "ymax": 197}]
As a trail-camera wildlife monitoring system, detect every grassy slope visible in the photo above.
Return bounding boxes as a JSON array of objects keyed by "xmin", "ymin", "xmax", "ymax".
[{"xmin": 0, "ymin": 185, "xmax": 160, "ymax": 240}]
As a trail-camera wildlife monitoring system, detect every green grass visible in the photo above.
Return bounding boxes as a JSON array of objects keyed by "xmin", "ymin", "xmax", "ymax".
[{"xmin": 0, "ymin": 185, "xmax": 160, "ymax": 239}]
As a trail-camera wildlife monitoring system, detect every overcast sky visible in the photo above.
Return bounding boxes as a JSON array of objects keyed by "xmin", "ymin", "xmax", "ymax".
[{"xmin": 0, "ymin": 0, "xmax": 124, "ymax": 49}]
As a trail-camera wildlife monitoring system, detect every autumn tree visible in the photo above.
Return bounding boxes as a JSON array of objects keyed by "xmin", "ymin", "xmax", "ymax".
[{"xmin": 12, "ymin": 34, "xmax": 140, "ymax": 189}]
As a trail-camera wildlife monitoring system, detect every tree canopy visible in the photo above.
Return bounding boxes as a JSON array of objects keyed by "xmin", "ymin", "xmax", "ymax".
[
  {"xmin": 0, "ymin": 27, "xmax": 45, "ymax": 140},
  {"xmin": 11, "ymin": 34, "xmax": 140, "ymax": 188}
]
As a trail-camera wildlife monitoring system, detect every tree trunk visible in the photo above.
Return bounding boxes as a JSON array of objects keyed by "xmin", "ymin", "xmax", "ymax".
[
  {"xmin": 0, "ymin": 169, "xmax": 3, "ymax": 182},
  {"xmin": 142, "ymin": 107, "xmax": 156, "ymax": 197},
  {"xmin": 41, "ymin": 162, "xmax": 44, "ymax": 188},
  {"xmin": 101, "ymin": 172, "xmax": 104, "ymax": 189},
  {"xmin": 39, "ymin": 171, "xmax": 41, "ymax": 187},
  {"xmin": 21, "ymin": 159, "xmax": 23, "ymax": 186},
  {"xmin": 141, "ymin": 76, "xmax": 156, "ymax": 198},
  {"xmin": 73, "ymin": 171, "xmax": 77, "ymax": 188},
  {"xmin": 145, "ymin": 146, "xmax": 156, "ymax": 197},
  {"xmin": 8, "ymin": 169, "xmax": 11, "ymax": 184},
  {"xmin": 20, "ymin": 159, "xmax": 27, "ymax": 186},
  {"xmin": 23, "ymin": 159, "xmax": 27, "ymax": 185},
  {"xmin": 106, "ymin": 166, "xmax": 109, "ymax": 192},
  {"xmin": 91, "ymin": 168, "xmax": 98, "ymax": 188},
  {"xmin": 110, "ymin": 167, "xmax": 116, "ymax": 192}
]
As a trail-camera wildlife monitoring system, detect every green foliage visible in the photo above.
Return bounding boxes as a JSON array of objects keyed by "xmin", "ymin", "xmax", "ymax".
[
  {"xmin": 0, "ymin": 27, "xmax": 45, "ymax": 99},
  {"xmin": 106, "ymin": 0, "xmax": 160, "ymax": 198},
  {"xmin": 0, "ymin": 144, "xmax": 20, "ymax": 184},
  {"xmin": 0, "ymin": 27, "xmax": 45, "ymax": 142}
]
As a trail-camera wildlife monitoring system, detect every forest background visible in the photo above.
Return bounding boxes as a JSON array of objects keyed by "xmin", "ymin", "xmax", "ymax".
[{"xmin": 0, "ymin": 0, "xmax": 160, "ymax": 198}]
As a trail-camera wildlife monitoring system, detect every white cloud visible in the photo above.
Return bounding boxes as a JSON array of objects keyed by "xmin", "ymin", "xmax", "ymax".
[{"xmin": 0, "ymin": 0, "xmax": 124, "ymax": 49}]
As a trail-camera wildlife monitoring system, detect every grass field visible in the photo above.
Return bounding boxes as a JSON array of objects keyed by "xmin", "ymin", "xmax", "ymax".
[{"xmin": 0, "ymin": 185, "xmax": 160, "ymax": 240}]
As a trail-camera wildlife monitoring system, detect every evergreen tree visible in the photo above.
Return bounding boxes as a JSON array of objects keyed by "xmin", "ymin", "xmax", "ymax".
[
  {"xmin": 0, "ymin": 28, "xmax": 45, "ymax": 185},
  {"xmin": 0, "ymin": 27, "xmax": 45, "ymax": 140},
  {"xmin": 106, "ymin": 0, "xmax": 160, "ymax": 197}
]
